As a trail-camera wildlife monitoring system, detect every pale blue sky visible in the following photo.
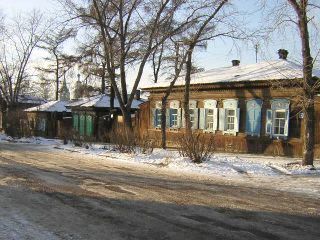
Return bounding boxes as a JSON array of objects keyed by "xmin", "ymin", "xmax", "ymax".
[{"xmin": 1, "ymin": 0, "xmax": 319, "ymax": 86}]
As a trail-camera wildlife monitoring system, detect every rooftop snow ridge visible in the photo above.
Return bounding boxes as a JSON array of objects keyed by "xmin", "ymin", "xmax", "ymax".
[{"xmin": 141, "ymin": 59, "xmax": 320, "ymax": 89}]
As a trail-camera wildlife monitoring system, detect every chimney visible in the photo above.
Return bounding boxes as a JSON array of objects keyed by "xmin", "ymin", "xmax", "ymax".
[
  {"xmin": 134, "ymin": 90, "xmax": 141, "ymax": 100},
  {"xmin": 232, "ymin": 60, "xmax": 240, "ymax": 66},
  {"xmin": 278, "ymin": 49, "xmax": 288, "ymax": 60}
]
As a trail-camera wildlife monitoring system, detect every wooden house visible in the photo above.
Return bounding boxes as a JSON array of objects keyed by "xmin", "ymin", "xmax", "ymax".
[
  {"xmin": 0, "ymin": 95, "xmax": 46, "ymax": 135},
  {"xmin": 67, "ymin": 94, "xmax": 144, "ymax": 141},
  {"xmin": 25, "ymin": 100, "xmax": 72, "ymax": 138},
  {"xmin": 140, "ymin": 52, "xmax": 320, "ymax": 157}
]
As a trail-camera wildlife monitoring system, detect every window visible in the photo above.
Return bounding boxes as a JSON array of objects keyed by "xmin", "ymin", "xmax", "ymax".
[
  {"xmin": 152, "ymin": 101, "xmax": 162, "ymax": 128},
  {"xmin": 200, "ymin": 100, "xmax": 218, "ymax": 132},
  {"xmin": 182, "ymin": 100, "xmax": 198, "ymax": 129},
  {"xmin": 219, "ymin": 99, "xmax": 240, "ymax": 135},
  {"xmin": 274, "ymin": 110, "xmax": 286, "ymax": 135},
  {"xmin": 169, "ymin": 100, "xmax": 181, "ymax": 129},
  {"xmin": 226, "ymin": 109, "xmax": 235, "ymax": 130},
  {"xmin": 170, "ymin": 108, "xmax": 178, "ymax": 127},
  {"xmin": 155, "ymin": 109, "xmax": 161, "ymax": 127},
  {"xmin": 189, "ymin": 109, "xmax": 195, "ymax": 128},
  {"xmin": 206, "ymin": 109, "xmax": 214, "ymax": 130},
  {"xmin": 266, "ymin": 99, "xmax": 290, "ymax": 138}
]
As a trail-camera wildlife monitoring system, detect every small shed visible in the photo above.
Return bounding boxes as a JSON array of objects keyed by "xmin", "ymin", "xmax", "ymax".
[{"xmin": 25, "ymin": 100, "xmax": 72, "ymax": 138}]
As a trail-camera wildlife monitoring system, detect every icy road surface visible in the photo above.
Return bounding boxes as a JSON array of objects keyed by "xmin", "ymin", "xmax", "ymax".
[{"xmin": 0, "ymin": 142, "xmax": 319, "ymax": 240}]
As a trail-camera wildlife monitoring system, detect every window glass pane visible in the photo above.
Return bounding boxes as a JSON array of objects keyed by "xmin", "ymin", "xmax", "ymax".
[
  {"xmin": 274, "ymin": 110, "xmax": 286, "ymax": 135},
  {"xmin": 171, "ymin": 109, "xmax": 178, "ymax": 127},
  {"xmin": 189, "ymin": 109, "xmax": 195, "ymax": 127},
  {"xmin": 226, "ymin": 109, "xmax": 235, "ymax": 131},
  {"xmin": 156, "ymin": 109, "xmax": 161, "ymax": 126},
  {"xmin": 206, "ymin": 109, "xmax": 214, "ymax": 130}
]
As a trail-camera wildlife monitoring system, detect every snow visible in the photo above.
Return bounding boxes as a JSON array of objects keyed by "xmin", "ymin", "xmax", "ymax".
[
  {"xmin": 1, "ymin": 133, "xmax": 318, "ymax": 178},
  {"xmin": 66, "ymin": 94, "xmax": 144, "ymax": 109},
  {"xmin": 141, "ymin": 59, "xmax": 320, "ymax": 89},
  {"xmin": 17, "ymin": 95, "xmax": 47, "ymax": 105},
  {"xmin": 0, "ymin": 134, "xmax": 62, "ymax": 145},
  {"xmin": 24, "ymin": 100, "xmax": 71, "ymax": 113},
  {"xmin": 0, "ymin": 134, "xmax": 319, "ymax": 197}
]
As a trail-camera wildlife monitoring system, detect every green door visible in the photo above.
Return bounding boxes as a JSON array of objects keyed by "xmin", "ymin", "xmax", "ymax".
[
  {"xmin": 73, "ymin": 114, "xmax": 79, "ymax": 131},
  {"xmin": 86, "ymin": 115, "xmax": 93, "ymax": 137},
  {"xmin": 79, "ymin": 115, "xmax": 85, "ymax": 136}
]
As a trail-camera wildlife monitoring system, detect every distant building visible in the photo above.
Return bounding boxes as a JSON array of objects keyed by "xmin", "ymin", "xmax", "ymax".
[
  {"xmin": 59, "ymin": 76, "xmax": 70, "ymax": 101},
  {"xmin": 25, "ymin": 100, "xmax": 72, "ymax": 138}
]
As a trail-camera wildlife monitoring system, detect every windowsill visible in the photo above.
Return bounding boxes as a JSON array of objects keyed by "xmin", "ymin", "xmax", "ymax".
[
  {"xmin": 203, "ymin": 129, "xmax": 216, "ymax": 133},
  {"xmin": 223, "ymin": 130, "xmax": 237, "ymax": 136}
]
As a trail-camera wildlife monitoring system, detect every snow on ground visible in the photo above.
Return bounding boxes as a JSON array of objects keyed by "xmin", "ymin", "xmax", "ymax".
[
  {"xmin": 1, "ymin": 134, "xmax": 319, "ymax": 178},
  {"xmin": 0, "ymin": 134, "xmax": 62, "ymax": 145}
]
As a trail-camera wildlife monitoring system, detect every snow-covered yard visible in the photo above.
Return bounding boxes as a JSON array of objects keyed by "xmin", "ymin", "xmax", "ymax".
[{"xmin": 1, "ymin": 134, "xmax": 319, "ymax": 178}]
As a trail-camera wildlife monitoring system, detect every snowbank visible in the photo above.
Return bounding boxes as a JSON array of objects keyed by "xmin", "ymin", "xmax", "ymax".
[{"xmin": 1, "ymin": 134, "xmax": 319, "ymax": 178}]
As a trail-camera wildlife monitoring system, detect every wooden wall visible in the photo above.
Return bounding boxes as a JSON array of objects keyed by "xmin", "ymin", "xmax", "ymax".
[{"xmin": 139, "ymin": 86, "xmax": 320, "ymax": 158}]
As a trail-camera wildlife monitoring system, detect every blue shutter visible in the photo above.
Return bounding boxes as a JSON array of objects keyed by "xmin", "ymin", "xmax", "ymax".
[
  {"xmin": 246, "ymin": 99, "xmax": 262, "ymax": 136},
  {"xmin": 254, "ymin": 107, "xmax": 262, "ymax": 136},
  {"xmin": 284, "ymin": 109, "xmax": 289, "ymax": 137}
]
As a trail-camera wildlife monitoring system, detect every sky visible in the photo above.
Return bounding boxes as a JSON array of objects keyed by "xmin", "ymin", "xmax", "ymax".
[{"xmin": 0, "ymin": 0, "xmax": 319, "ymax": 92}]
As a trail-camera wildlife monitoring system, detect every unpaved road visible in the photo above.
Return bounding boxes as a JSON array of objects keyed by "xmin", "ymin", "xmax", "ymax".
[{"xmin": 0, "ymin": 143, "xmax": 319, "ymax": 240}]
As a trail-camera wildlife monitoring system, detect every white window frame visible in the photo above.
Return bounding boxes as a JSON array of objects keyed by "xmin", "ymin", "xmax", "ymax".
[
  {"xmin": 220, "ymin": 99, "xmax": 240, "ymax": 135},
  {"xmin": 154, "ymin": 101, "xmax": 162, "ymax": 128},
  {"xmin": 225, "ymin": 109, "xmax": 236, "ymax": 131},
  {"xmin": 266, "ymin": 99, "xmax": 290, "ymax": 139},
  {"xmin": 182, "ymin": 100, "xmax": 198, "ymax": 129},
  {"xmin": 206, "ymin": 108, "xmax": 215, "ymax": 130},
  {"xmin": 169, "ymin": 100, "xmax": 181, "ymax": 129},
  {"xmin": 202, "ymin": 100, "xmax": 218, "ymax": 133},
  {"xmin": 170, "ymin": 108, "xmax": 178, "ymax": 128}
]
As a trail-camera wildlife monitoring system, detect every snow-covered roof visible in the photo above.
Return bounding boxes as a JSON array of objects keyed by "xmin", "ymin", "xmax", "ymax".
[
  {"xmin": 67, "ymin": 94, "xmax": 144, "ymax": 109},
  {"xmin": 25, "ymin": 100, "xmax": 71, "ymax": 113},
  {"xmin": 18, "ymin": 95, "xmax": 47, "ymax": 105},
  {"xmin": 141, "ymin": 59, "xmax": 320, "ymax": 89}
]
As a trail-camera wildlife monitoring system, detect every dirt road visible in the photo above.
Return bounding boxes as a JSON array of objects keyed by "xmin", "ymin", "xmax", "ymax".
[{"xmin": 0, "ymin": 142, "xmax": 319, "ymax": 240}]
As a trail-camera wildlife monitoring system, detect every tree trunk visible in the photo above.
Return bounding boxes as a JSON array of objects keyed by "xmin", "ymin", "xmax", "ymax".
[
  {"xmin": 55, "ymin": 58, "xmax": 59, "ymax": 101},
  {"xmin": 123, "ymin": 109, "xmax": 134, "ymax": 142},
  {"xmin": 101, "ymin": 63, "xmax": 106, "ymax": 94},
  {"xmin": 183, "ymin": 48, "xmax": 194, "ymax": 137},
  {"xmin": 160, "ymin": 96, "xmax": 167, "ymax": 149},
  {"xmin": 303, "ymin": 102, "xmax": 315, "ymax": 165},
  {"xmin": 295, "ymin": 2, "xmax": 315, "ymax": 166}
]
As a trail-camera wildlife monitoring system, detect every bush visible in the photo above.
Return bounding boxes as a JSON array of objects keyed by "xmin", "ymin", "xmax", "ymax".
[
  {"xmin": 136, "ymin": 133, "xmax": 154, "ymax": 154},
  {"xmin": 178, "ymin": 132, "xmax": 215, "ymax": 163},
  {"xmin": 107, "ymin": 126, "xmax": 154, "ymax": 154},
  {"xmin": 107, "ymin": 126, "xmax": 136, "ymax": 153}
]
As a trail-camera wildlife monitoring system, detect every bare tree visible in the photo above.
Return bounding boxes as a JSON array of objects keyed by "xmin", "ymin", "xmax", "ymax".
[
  {"xmin": 261, "ymin": 0, "xmax": 319, "ymax": 165},
  {"xmin": 286, "ymin": 0, "xmax": 319, "ymax": 166},
  {"xmin": 181, "ymin": 0, "xmax": 242, "ymax": 137},
  {"xmin": 61, "ymin": 0, "xmax": 194, "ymax": 135},
  {"xmin": 37, "ymin": 25, "xmax": 78, "ymax": 100},
  {"xmin": 0, "ymin": 10, "xmax": 48, "ymax": 108}
]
